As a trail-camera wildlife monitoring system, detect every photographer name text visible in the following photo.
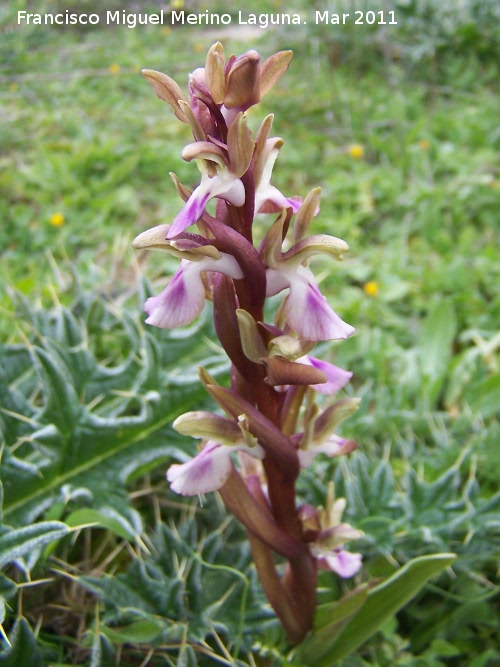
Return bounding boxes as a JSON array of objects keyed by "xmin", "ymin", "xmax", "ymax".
[{"xmin": 17, "ymin": 9, "xmax": 398, "ymax": 29}]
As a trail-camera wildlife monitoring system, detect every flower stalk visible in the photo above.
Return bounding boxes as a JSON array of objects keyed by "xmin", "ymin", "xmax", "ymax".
[{"xmin": 134, "ymin": 43, "xmax": 362, "ymax": 644}]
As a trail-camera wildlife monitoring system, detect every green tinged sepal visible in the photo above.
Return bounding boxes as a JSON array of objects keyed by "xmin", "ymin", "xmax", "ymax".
[
  {"xmin": 172, "ymin": 411, "xmax": 241, "ymax": 445},
  {"xmin": 262, "ymin": 356, "xmax": 327, "ymax": 388},
  {"xmin": 253, "ymin": 114, "xmax": 275, "ymax": 186},
  {"xmin": 201, "ymin": 382, "xmax": 300, "ymax": 481},
  {"xmin": 205, "ymin": 42, "xmax": 225, "ymax": 104},
  {"xmin": 227, "ymin": 112, "xmax": 254, "ymax": 178},
  {"xmin": 223, "ymin": 49, "xmax": 261, "ymax": 109},
  {"xmin": 235, "ymin": 309, "xmax": 268, "ymax": 363},
  {"xmin": 177, "ymin": 99, "xmax": 206, "ymax": 141},
  {"xmin": 283, "ymin": 234, "xmax": 350, "ymax": 267},
  {"xmin": 261, "ymin": 209, "xmax": 288, "ymax": 269},
  {"xmin": 292, "ymin": 187, "xmax": 322, "ymax": 243},
  {"xmin": 141, "ymin": 69, "xmax": 189, "ymax": 122},
  {"xmin": 131, "ymin": 224, "xmax": 221, "ymax": 261},
  {"xmin": 313, "ymin": 397, "xmax": 361, "ymax": 442},
  {"xmin": 259, "ymin": 50, "xmax": 293, "ymax": 97}
]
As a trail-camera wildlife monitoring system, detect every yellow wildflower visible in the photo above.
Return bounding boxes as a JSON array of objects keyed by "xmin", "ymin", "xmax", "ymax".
[
  {"xmin": 418, "ymin": 139, "xmax": 430, "ymax": 150},
  {"xmin": 49, "ymin": 212, "xmax": 65, "ymax": 227},
  {"xmin": 109, "ymin": 63, "xmax": 120, "ymax": 75},
  {"xmin": 348, "ymin": 144, "xmax": 364, "ymax": 159},
  {"xmin": 363, "ymin": 281, "xmax": 379, "ymax": 297}
]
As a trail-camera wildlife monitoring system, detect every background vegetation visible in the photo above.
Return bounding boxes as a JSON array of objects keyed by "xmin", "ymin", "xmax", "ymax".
[{"xmin": 1, "ymin": 0, "xmax": 499, "ymax": 665}]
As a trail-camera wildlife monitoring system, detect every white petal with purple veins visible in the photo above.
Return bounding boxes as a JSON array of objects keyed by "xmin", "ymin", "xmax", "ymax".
[
  {"xmin": 145, "ymin": 254, "xmax": 243, "ymax": 329},
  {"xmin": 300, "ymin": 356, "xmax": 352, "ymax": 394},
  {"xmin": 168, "ymin": 171, "xmax": 245, "ymax": 238},
  {"xmin": 167, "ymin": 439, "xmax": 265, "ymax": 496},
  {"xmin": 285, "ymin": 266, "xmax": 355, "ymax": 341},
  {"xmin": 298, "ymin": 435, "xmax": 349, "ymax": 468},
  {"xmin": 315, "ymin": 548, "xmax": 363, "ymax": 578},
  {"xmin": 167, "ymin": 441, "xmax": 233, "ymax": 495}
]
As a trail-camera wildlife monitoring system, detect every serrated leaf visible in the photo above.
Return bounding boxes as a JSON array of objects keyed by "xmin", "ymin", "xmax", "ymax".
[
  {"xmin": 32, "ymin": 345, "xmax": 82, "ymax": 435},
  {"xmin": 0, "ymin": 521, "xmax": 69, "ymax": 568},
  {"xmin": 0, "ymin": 295, "xmax": 216, "ymax": 529},
  {"xmin": 307, "ymin": 553, "xmax": 456, "ymax": 665}
]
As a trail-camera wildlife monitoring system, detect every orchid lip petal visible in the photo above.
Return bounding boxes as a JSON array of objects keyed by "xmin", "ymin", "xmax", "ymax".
[
  {"xmin": 314, "ymin": 548, "xmax": 363, "ymax": 578},
  {"xmin": 144, "ymin": 254, "xmax": 243, "ymax": 329},
  {"xmin": 255, "ymin": 185, "xmax": 301, "ymax": 215},
  {"xmin": 144, "ymin": 260, "xmax": 205, "ymax": 329},
  {"xmin": 167, "ymin": 441, "xmax": 233, "ymax": 496},
  {"xmin": 297, "ymin": 435, "xmax": 350, "ymax": 468},
  {"xmin": 167, "ymin": 439, "xmax": 265, "ymax": 496},
  {"xmin": 167, "ymin": 172, "xmax": 245, "ymax": 239},
  {"xmin": 267, "ymin": 265, "xmax": 355, "ymax": 341},
  {"xmin": 168, "ymin": 187, "xmax": 211, "ymax": 238},
  {"xmin": 299, "ymin": 356, "xmax": 353, "ymax": 394}
]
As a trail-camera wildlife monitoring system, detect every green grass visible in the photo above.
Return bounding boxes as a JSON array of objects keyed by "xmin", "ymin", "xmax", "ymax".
[{"xmin": 1, "ymin": 1, "xmax": 499, "ymax": 664}]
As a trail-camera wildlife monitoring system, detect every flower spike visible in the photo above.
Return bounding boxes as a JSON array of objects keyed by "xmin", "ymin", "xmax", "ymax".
[{"xmin": 135, "ymin": 43, "xmax": 362, "ymax": 644}]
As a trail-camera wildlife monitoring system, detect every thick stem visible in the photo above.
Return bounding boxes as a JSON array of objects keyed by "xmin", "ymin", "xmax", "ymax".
[
  {"xmin": 247, "ymin": 531, "xmax": 305, "ymax": 644},
  {"xmin": 245, "ymin": 474, "xmax": 305, "ymax": 642},
  {"xmin": 284, "ymin": 551, "xmax": 318, "ymax": 639},
  {"xmin": 254, "ymin": 386, "xmax": 318, "ymax": 640}
]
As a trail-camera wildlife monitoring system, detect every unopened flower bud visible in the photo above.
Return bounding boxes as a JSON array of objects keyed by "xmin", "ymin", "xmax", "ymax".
[{"xmin": 298, "ymin": 503, "xmax": 321, "ymax": 542}]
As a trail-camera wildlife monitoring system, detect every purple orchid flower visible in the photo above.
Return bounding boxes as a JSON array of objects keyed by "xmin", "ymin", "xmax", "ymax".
[
  {"xmin": 308, "ymin": 490, "xmax": 363, "ymax": 578},
  {"xmin": 267, "ymin": 264, "xmax": 355, "ymax": 341},
  {"xmin": 167, "ymin": 438, "xmax": 265, "ymax": 496},
  {"xmin": 145, "ymin": 253, "xmax": 243, "ymax": 329},
  {"xmin": 312, "ymin": 546, "xmax": 363, "ymax": 578},
  {"xmin": 254, "ymin": 139, "xmax": 302, "ymax": 215},
  {"xmin": 298, "ymin": 355, "xmax": 353, "ymax": 394},
  {"xmin": 167, "ymin": 166, "xmax": 245, "ymax": 238}
]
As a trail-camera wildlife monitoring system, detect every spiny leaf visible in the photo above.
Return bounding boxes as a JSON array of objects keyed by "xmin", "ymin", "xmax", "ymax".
[
  {"xmin": 1, "ymin": 295, "xmax": 216, "ymax": 528},
  {"xmin": 0, "ymin": 521, "xmax": 69, "ymax": 568}
]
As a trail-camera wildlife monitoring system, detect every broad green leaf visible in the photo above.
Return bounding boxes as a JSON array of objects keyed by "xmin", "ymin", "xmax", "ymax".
[
  {"xmin": 429, "ymin": 637, "xmax": 461, "ymax": 657},
  {"xmin": 314, "ymin": 584, "xmax": 369, "ymax": 630},
  {"xmin": 470, "ymin": 649, "xmax": 500, "ymax": 667},
  {"xmin": 307, "ymin": 553, "xmax": 456, "ymax": 665},
  {"xmin": 464, "ymin": 374, "xmax": 500, "ymax": 419},
  {"xmin": 65, "ymin": 508, "xmax": 136, "ymax": 540},
  {"xmin": 297, "ymin": 585, "xmax": 369, "ymax": 663},
  {"xmin": 100, "ymin": 617, "xmax": 168, "ymax": 644},
  {"xmin": 0, "ymin": 521, "xmax": 69, "ymax": 568},
  {"xmin": 418, "ymin": 301, "xmax": 456, "ymax": 381}
]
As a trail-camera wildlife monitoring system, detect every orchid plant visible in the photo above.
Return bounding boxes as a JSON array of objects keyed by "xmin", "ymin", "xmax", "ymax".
[{"xmin": 133, "ymin": 43, "xmax": 455, "ymax": 654}]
